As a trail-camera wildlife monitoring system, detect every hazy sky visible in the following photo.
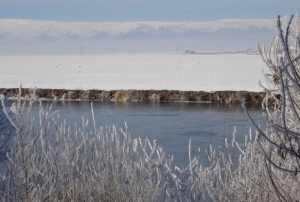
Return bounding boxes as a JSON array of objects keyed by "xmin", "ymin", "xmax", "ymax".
[{"xmin": 0, "ymin": 0, "xmax": 299, "ymax": 22}]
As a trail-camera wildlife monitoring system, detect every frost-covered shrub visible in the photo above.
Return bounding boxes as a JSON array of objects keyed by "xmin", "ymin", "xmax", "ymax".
[
  {"xmin": 0, "ymin": 88, "xmax": 227, "ymax": 201},
  {"xmin": 252, "ymin": 14, "xmax": 300, "ymax": 201},
  {"xmin": 0, "ymin": 91, "xmax": 173, "ymax": 201},
  {"xmin": 0, "ymin": 90, "xmax": 14, "ymax": 194},
  {"xmin": 0, "ymin": 90, "xmax": 283, "ymax": 201},
  {"xmin": 0, "ymin": 90, "xmax": 14, "ymax": 163},
  {"xmin": 202, "ymin": 14, "xmax": 300, "ymax": 201}
]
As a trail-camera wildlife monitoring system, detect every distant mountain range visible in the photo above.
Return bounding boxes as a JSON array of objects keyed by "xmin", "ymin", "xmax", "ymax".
[{"xmin": 0, "ymin": 19, "xmax": 278, "ymax": 54}]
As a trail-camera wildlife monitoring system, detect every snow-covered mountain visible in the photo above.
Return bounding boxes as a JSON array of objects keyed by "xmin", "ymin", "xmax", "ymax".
[
  {"xmin": 0, "ymin": 18, "xmax": 277, "ymax": 40},
  {"xmin": 0, "ymin": 19, "xmax": 278, "ymax": 54}
]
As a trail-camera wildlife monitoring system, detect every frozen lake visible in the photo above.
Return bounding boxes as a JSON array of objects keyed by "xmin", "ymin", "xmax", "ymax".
[{"xmin": 0, "ymin": 53, "xmax": 268, "ymax": 92}]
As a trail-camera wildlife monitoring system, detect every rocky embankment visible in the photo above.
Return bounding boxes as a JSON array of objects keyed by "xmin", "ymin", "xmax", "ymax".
[{"xmin": 0, "ymin": 88, "xmax": 276, "ymax": 104}]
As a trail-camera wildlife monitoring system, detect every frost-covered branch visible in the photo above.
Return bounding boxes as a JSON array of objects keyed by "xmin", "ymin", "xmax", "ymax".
[{"xmin": 243, "ymin": 14, "xmax": 300, "ymax": 201}]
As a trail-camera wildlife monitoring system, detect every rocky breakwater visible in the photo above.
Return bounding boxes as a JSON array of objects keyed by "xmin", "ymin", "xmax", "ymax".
[{"xmin": 0, "ymin": 88, "xmax": 272, "ymax": 104}]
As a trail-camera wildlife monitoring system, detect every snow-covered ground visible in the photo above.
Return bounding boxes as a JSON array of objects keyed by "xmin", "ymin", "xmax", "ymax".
[{"xmin": 0, "ymin": 53, "xmax": 268, "ymax": 92}]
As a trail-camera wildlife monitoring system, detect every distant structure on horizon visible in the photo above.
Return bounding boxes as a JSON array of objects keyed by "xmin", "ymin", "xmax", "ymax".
[
  {"xmin": 245, "ymin": 45, "xmax": 257, "ymax": 55},
  {"xmin": 185, "ymin": 50, "xmax": 196, "ymax": 54},
  {"xmin": 184, "ymin": 45, "xmax": 258, "ymax": 55}
]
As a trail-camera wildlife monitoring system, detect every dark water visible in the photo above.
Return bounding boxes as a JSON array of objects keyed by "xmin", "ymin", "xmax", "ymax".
[{"xmin": 34, "ymin": 101, "xmax": 265, "ymax": 166}]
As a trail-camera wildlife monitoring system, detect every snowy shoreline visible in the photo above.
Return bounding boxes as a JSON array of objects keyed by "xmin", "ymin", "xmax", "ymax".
[
  {"xmin": 1, "ymin": 88, "xmax": 269, "ymax": 104},
  {"xmin": 0, "ymin": 53, "xmax": 271, "ymax": 104}
]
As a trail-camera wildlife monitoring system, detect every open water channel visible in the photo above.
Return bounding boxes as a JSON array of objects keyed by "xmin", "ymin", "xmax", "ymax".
[{"xmin": 33, "ymin": 101, "xmax": 265, "ymax": 166}]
